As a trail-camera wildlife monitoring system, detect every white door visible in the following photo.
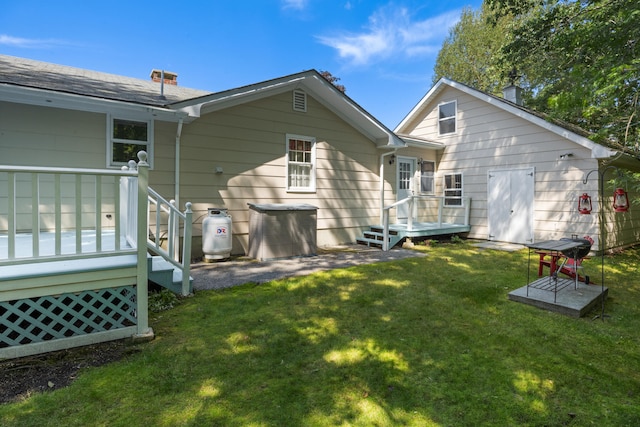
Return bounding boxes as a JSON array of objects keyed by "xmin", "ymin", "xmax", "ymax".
[
  {"xmin": 487, "ymin": 168, "xmax": 534, "ymax": 244},
  {"xmin": 396, "ymin": 157, "xmax": 416, "ymax": 222}
]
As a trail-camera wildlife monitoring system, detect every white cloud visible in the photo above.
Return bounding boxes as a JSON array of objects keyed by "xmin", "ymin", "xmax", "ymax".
[
  {"xmin": 317, "ymin": 5, "xmax": 460, "ymax": 66},
  {"xmin": 0, "ymin": 34, "xmax": 69, "ymax": 49},
  {"xmin": 281, "ymin": 0, "xmax": 308, "ymax": 10}
]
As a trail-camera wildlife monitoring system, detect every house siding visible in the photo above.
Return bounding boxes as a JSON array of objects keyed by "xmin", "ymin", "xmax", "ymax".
[
  {"xmin": 401, "ymin": 87, "xmax": 612, "ymax": 247},
  {"xmin": 0, "ymin": 102, "xmax": 118, "ymax": 232},
  {"xmin": 1, "ymin": 91, "xmax": 397, "ymax": 256},
  {"xmin": 0, "ymin": 102, "xmax": 105, "ymax": 168},
  {"xmin": 174, "ymin": 91, "xmax": 385, "ymax": 256}
]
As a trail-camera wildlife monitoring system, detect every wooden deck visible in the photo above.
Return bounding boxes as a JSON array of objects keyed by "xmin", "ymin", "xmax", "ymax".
[
  {"xmin": 0, "ymin": 229, "xmax": 121, "ymax": 260},
  {"xmin": 0, "ymin": 155, "xmax": 194, "ymax": 359},
  {"xmin": 357, "ymin": 222, "xmax": 471, "ymax": 249},
  {"xmin": 389, "ymin": 222, "xmax": 472, "ymax": 237}
]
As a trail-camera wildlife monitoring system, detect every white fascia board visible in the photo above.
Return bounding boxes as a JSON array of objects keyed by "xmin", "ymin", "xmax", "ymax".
[
  {"xmin": 398, "ymin": 77, "xmax": 618, "ymax": 160},
  {"xmin": 0, "ymin": 84, "xmax": 186, "ymax": 121},
  {"xmin": 400, "ymin": 136, "xmax": 445, "ymax": 150},
  {"xmin": 394, "ymin": 79, "xmax": 448, "ymax": 133},
  {"xmin": 179, "ymin": 72, "xmax": 405, "ymax": 148},
  {"xmin": 302, "ymin": 75, "xmax": 405, "ymax": 148},
  {"xmin": 448, "ymin": 82, "xmax": 616, "ymax": 158},
  {"xmin": 175, "ymin": 77, "xmax": 307, "ymax": 121}
]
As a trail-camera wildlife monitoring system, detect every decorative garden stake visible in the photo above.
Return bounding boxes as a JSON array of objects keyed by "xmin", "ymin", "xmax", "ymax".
[{"xmin": 582, "ymin": 165, "xmax": 627, "ymax": 321}]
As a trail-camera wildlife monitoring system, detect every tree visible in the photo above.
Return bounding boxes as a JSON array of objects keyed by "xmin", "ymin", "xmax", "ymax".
[
  {"xmin": 492, "ymin": 0, "xmax": 640, "ymax": 153},
  {"xmin": 319, "ymin": 70, "xmax": 346, "ymax": 93},
  {"xmin": 432, "ymin": 5, "xmax": 516, "ymax": 94}
]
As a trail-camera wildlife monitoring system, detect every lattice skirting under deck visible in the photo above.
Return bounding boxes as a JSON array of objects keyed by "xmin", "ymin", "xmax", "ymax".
[{"xmin": 1, "ymin": 286, "xmax": 137, "ymax": 349}]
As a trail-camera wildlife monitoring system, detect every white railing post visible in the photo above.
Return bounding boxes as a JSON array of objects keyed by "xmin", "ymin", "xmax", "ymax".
[
  {"xmin": 382, "ymin": 209, "xmax": 390, "ymax": 251},
  {"xmin": 437, "ymin": 197, "xmax": 444, "ymax": 227},
  {"xmin": 407, "ymin": 196, "xmax": 415, "ymax": 231},
  {"xmin": 134, "ymin": 152, "xmax": 151, "ymax": 337},
  {"xmin": 122, "ymin": 160, "xmax": 138, "ymax": 247},
  {"xmin": 181, "ymin": 202, "xmax": 193, "ymax": 296},
  {"xmin": 7, "ymin": 172, "xmax": 16, "ymax": 259},
  {"xmin": 170, "ymin": 200, "xmax": 178, "ymax": 261}
]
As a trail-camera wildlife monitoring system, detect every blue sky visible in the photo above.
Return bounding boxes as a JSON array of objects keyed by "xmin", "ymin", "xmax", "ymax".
[{"xmin": 0, "ymin": 0, "xmax": 482, "ymax": 128}]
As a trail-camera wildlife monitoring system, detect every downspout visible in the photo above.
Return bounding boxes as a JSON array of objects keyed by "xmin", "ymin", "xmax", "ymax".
[
  {"xmin": 175, "ymin": 118, "xmax": 184, "ymax": 206},
  {"xmin": 379, "ymin": 150, "xmax": 397, "ymax": 224}
]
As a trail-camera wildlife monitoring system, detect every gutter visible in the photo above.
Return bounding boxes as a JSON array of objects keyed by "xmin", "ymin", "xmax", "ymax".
[
  {"xmin": 379, "ymin": 150, "xmax": 398, "ymax": 224},
  {"xmin": 175, "ymin": 118, "xmax": 184, "ymax": 206}
]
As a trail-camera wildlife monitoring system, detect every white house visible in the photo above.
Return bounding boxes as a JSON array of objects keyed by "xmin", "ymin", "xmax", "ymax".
[
  {"xmin": 1, "ymin": 54, "xmax": 465, "ymax": 259},
  {"xmin": 395, "ymin": 78, "xmax": 640, "ymax": 252}
]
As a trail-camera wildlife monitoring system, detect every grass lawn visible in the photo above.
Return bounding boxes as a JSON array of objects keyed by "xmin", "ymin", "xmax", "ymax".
[{"xmin": 1, "ymin": 242, "xmax": 639, "ymax": 426}]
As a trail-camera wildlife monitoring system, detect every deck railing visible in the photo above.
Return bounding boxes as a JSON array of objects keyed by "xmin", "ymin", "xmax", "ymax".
[
  {"xmin": 382, "ymin": 195, "xmax": 471, "ymax": 251},
  {"xmin": 0, "ymin": 163, "xmax": 140, "ymax": 264},
  {"xmin": 0, "ymin": 152, "xmax": 152, "ymax": 337}
]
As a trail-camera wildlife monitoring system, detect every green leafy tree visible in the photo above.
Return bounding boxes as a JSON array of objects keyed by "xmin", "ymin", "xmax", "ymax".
[
  {"xmin": 433, "ymin": 5, "xmax": 516, "ymax": 94},
  {"xmin": 491, "ymin": 0, "xmax": 640, "ymax": 154}
]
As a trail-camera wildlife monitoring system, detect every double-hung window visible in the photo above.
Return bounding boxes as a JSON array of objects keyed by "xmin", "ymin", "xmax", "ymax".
[
  {"xmin": 444, "ymin": 173, "xmax": 463, "ymax": 206},
  {"xmin": 420, "ymin": 161, "xmax": 435, "ymax": 194},
  {"xmin": 108, "ymin": 116, "xmax": 153, "ymax": 168},
  {"xmin": 438, "ymin": 100, "xmax": 456, "ymax": 135},
  {"xmin": 286, "ymin": 134, "xmax": 316, "ymax": 192}
]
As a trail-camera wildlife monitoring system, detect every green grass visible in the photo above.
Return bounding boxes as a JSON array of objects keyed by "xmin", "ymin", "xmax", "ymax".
[{"xmin": 2, "ymin": 243, "xmax": 639, "ymax": 426}]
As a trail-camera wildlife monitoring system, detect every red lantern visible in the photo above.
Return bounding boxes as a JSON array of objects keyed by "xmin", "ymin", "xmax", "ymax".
[
  {"xmin": 613, "ymin": 188, "xmax": 629, "ymax": 212},
  {"xmin": 578, "ymin": 193, "xmax": 592, "ymax": 214}
]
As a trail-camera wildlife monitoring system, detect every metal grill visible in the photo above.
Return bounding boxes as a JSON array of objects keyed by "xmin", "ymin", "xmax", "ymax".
[{"xmin": 0, "ymin": 286, "xmax": 137, "ymax": 348}]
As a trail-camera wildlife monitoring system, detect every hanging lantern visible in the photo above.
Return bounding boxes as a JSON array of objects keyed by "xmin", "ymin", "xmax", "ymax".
[
  {"xmin": 613, "ymin": 188, "xmax": 629, "ymax": 212},
  {"xmin": 578, "ymin": 193, "xmax": 592, "ymax": 214}
]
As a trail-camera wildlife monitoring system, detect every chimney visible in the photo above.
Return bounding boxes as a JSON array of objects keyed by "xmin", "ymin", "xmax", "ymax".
[
  {"xmin": 150, "ymin": 69, "xmax": 178, "ymax": 85},
  {"xmin": 503, "ymin": 84, "xmax": 523, "ymax": 106}
]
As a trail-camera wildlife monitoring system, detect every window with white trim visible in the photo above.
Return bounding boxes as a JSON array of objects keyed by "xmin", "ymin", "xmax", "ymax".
[
  {"xmin": 108, "ymin": 116, "xmax": 153, "ymax": 168},
  {"xmin": 444, "ymin": 173, "xmax": 463, "ymax": 206},
  {"xmin": 286, "ymin": 134, "xmax": 316, "ymax": 192},
  {"xmin": 420, "ymin": 160, "xmax": 435, "ymax": 194},
  {"xmin": 438, "ymin": 100, "xmax": 456, "ymax": 135}
]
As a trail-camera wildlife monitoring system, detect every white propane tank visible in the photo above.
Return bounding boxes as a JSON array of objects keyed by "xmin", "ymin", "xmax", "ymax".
[{"xmin": 202, "ymin": 208, "xmax": 232, "ymax": 261}]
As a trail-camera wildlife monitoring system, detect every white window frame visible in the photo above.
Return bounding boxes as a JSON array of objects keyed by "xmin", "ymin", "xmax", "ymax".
[
  {"xmin": 286, "ymin": 134, "xmax": 316, "ymax": 193},
  {"xmin": 419, "ymin": 160, "xmax": 435, "ymax": 195},
  {"xmin": 438, "ymin": 100, "xmax": 457, "ymax": 136},
  {"xmin": 107, "ymin": 115, "xmax": 154, "ymax": 168},
  {"xmin": 443, "ymin": 172, "xmax": 463, "ymax": 206}
]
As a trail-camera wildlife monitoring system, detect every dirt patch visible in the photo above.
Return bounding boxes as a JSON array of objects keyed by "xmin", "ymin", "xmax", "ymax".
[{"xmin": 0, "ymin": 340, "xmax": 138, "ymax": 405}]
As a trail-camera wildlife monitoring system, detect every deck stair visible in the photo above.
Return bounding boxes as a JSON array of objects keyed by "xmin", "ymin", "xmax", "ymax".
[
  {"xmin": 147, "ymin": 254, "xmax": 193, "ymax": 295},
  {"xmin": 356, "ymin": 226, "xmax": 403, "ymax": 249},
  {"xmin": 358, "ymin": 195, "xmax": 472, "ymax": 250}
]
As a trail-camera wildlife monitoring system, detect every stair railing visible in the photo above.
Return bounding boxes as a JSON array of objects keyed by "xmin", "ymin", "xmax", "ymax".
[
  {"xmin": 147, "ymin": 188, "xmax": 193, "ymax": 296},
  {"xmin": 381, "ymin": 195, "xmax": 471, "ymax": 251}
]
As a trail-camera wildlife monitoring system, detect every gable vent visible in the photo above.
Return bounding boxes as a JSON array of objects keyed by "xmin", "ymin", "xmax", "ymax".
[{"xmin": 293, "ymin": 90, "xmax": 307, "ymax": 112}]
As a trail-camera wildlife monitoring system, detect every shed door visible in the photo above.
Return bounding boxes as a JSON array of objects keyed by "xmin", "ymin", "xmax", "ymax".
[
  {"xmin": 487, "ymin": 168, "xmax": 534, "ymax": 244},
  {"xmin": 396, "ymin": 157, "xmax": 416, "ymax": 222}
]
